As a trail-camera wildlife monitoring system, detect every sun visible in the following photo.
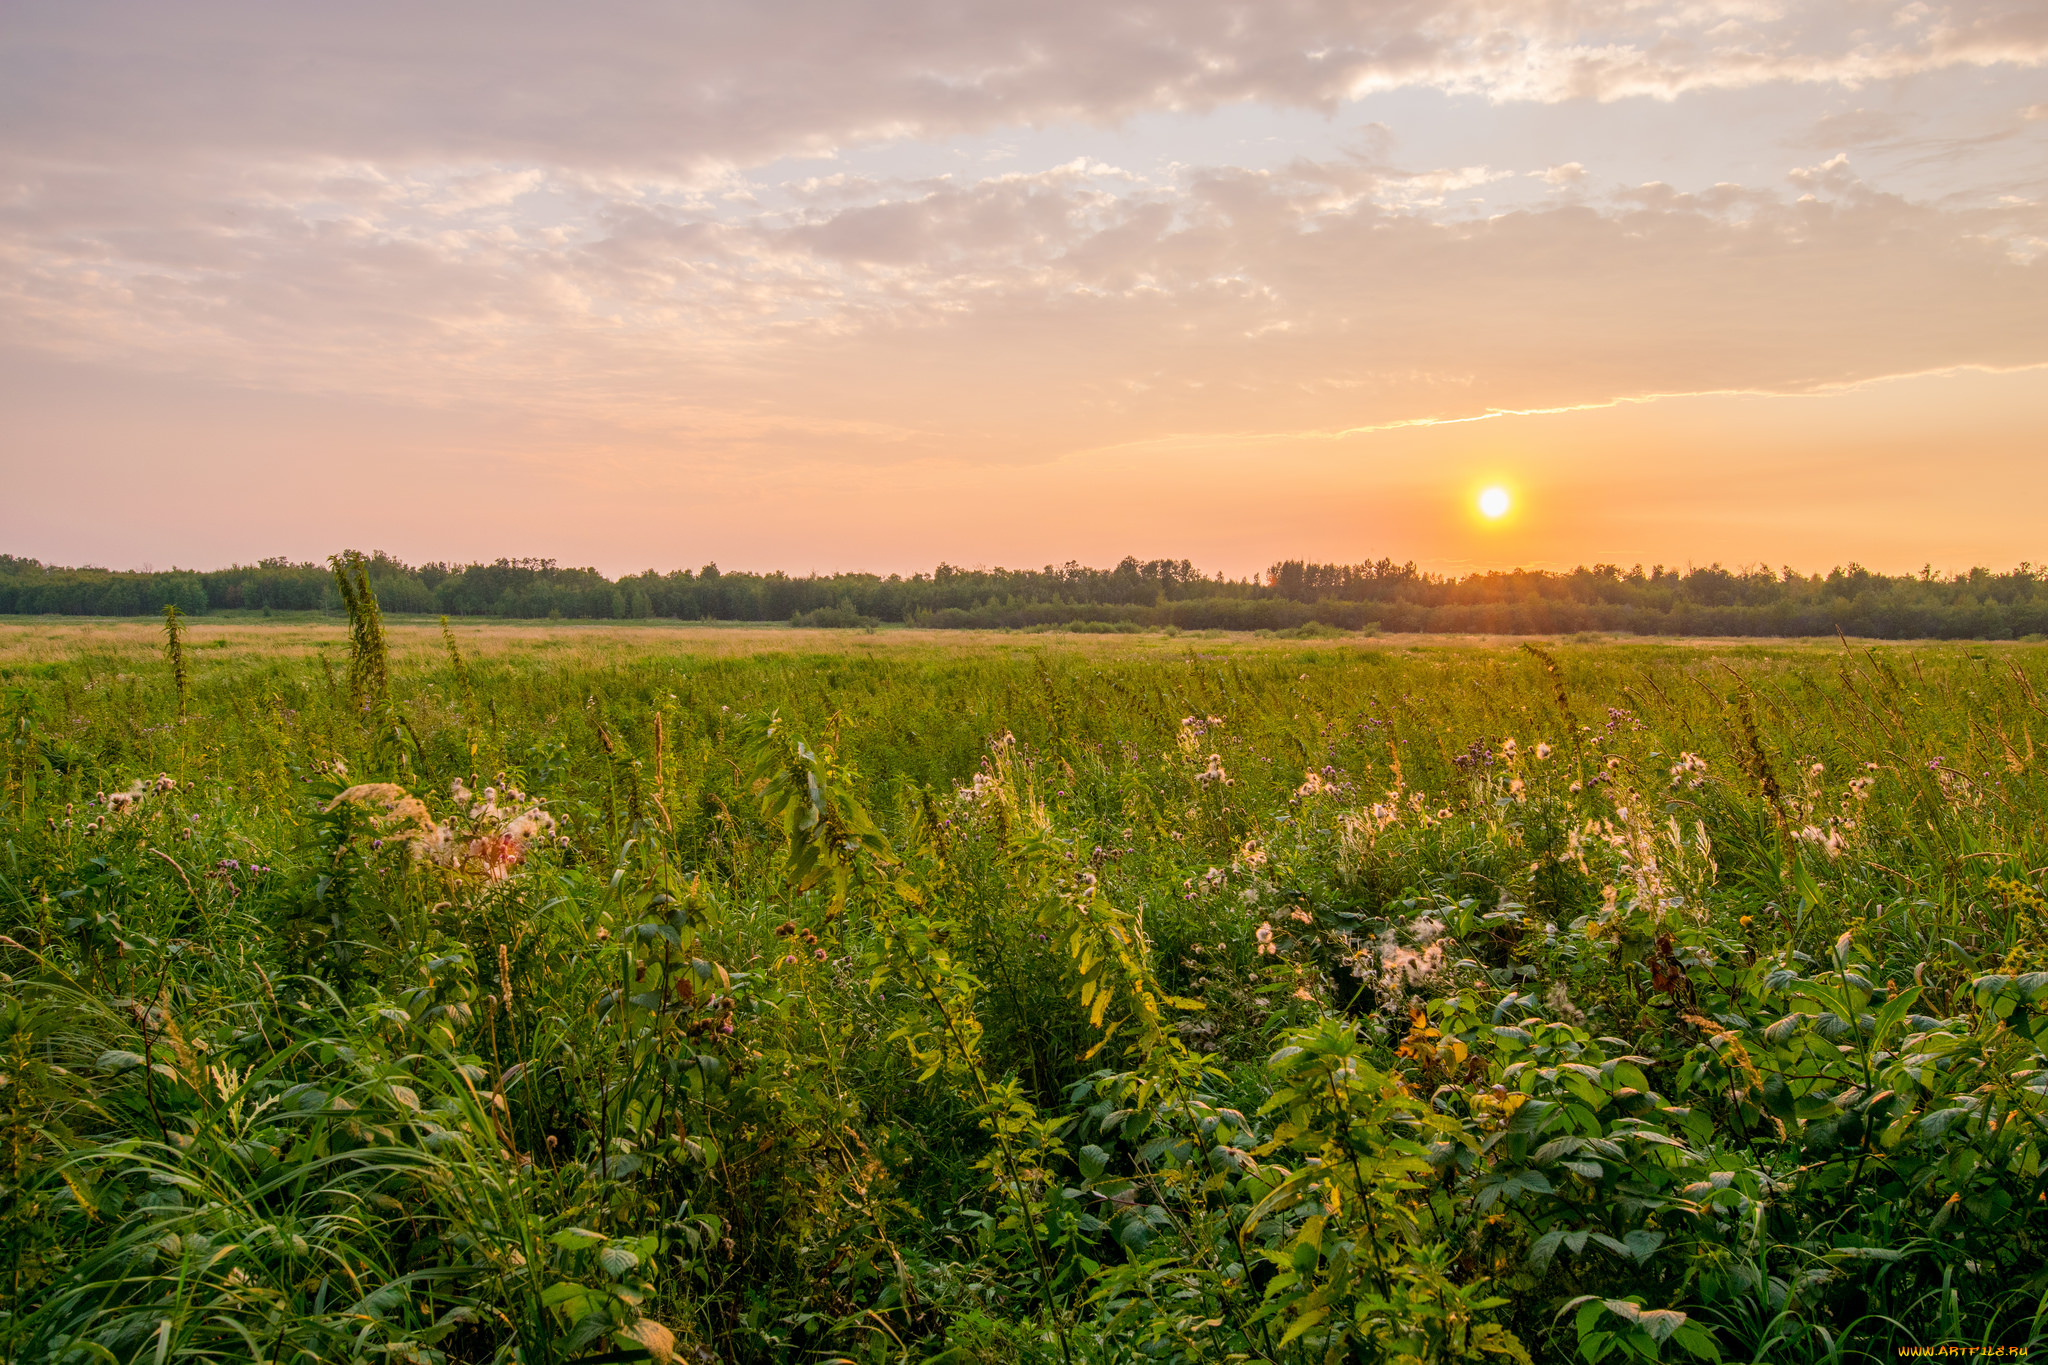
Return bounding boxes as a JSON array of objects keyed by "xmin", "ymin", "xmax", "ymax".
[{"xmin": 1478, "ymin": 486, "xmax": 1512, "ymax": 519}]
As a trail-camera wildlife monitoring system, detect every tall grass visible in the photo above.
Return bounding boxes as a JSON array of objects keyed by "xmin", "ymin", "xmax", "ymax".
[{"xmin": 1, "ymin": 628, "xmax": 2045, "ymax": 1363}]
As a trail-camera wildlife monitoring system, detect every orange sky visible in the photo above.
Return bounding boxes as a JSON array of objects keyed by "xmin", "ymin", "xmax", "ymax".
[{"xmin": 3, "ymin": 2, "xmax": 2045, "ymax": 577}]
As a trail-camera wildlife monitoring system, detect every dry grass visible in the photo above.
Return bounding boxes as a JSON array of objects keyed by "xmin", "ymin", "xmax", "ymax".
[{"xmin": 3, "ymin": 613, "xmax": 1996, "ymax": 671}]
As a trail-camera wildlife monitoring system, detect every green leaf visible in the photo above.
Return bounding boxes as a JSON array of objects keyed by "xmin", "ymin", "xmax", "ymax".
[
  {"xmin": 1622, "ymin": 1230, "xmax": 1665, "ymax": 1261},
  {"xmin": 1278, "ymin": 1307, "xmax": 1330, "ymax": 1349},
  {"xmin": 1671, "ymin": 1321, "xmax": 1723, "ymax": 1362},
  {"xmin": 1528, "ymin": 1229, "xmax": 1568, "ymax": 1269},
  {"xmin": 562, "ymin": 1307, "xmax": 615, "ymax": 1354}
]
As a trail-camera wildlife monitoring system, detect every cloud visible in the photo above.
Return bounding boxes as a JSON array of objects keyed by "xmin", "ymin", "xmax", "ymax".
[
  {"xmin": 4, "ymin": 0, "xmax": 2044, "ymax": 179},
  {"xmin": 8, "ymin": 136, "xmax": 2040, "ymax": 470},
  {"xmin": 1796, "ymin": 108, "xmax": 1908, "ymax": 149},
  {"xmin": 2, "ymin": 0, "xmax": 2044, "ymax": 507}
]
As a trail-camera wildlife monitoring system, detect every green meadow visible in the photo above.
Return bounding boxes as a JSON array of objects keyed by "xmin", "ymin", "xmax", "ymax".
[{"xmin": 4, "ymin": 601, "xmax": 2048, "ymax": 1364}]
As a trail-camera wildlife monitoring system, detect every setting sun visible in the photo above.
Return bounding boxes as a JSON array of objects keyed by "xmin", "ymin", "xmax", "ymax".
[{"xmin": 1478, "ymin": 486, "xmax": 1511, "ymax": 519}]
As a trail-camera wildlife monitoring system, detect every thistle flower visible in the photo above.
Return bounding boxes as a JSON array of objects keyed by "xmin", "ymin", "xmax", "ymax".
[{"xmin": 1295, "ymin": 770, "xmax": 1333, "ymax": 798}]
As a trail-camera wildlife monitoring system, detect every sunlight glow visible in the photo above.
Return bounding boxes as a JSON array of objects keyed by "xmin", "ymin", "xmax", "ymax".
[{"xmin": 1478, "ymin": 486, "xmax": 1511, "ymax": 519}]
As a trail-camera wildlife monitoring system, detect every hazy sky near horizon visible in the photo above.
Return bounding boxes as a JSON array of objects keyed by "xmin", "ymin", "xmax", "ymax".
[{"xmin": 3, "ymin": 0, "xmax": 2045, "ymax": 579}]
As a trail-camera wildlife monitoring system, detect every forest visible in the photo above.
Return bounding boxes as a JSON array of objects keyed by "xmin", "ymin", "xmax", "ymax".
[{"xmin": 3, "ymin": 553, "xmax": 2047, "ymax": 639}]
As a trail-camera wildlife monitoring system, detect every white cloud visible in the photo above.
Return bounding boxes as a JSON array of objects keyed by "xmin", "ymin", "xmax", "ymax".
[
  {"xmin": 2, "ymin": 0, "xmax": 2044, "ymax": 483},
  {"xmin": 7, "ymin": 137, "xmax": 2040, "ymax": 469},
  {"xmin": 4, "ymin": 0, "xmax": 2043, "ymax": 179}
]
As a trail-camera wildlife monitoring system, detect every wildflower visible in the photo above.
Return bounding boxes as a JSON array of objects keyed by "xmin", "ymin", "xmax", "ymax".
[
  {"xmin": 464, "ymin": 833, "xmax": 526, "ymax": 880},
  {"xmin": 1536, "ymin": 742, "xmax": 1553, "ymax": 760},
  {"xmin": 1502, "ymin": 738, "xmax": 1518, "ymax": 760},
  {"xmin": 1289, "ymin": 909, "xmax": 1313, "ymax": 924},
  {"xmin": 813, "ymin": 947, "xmax": 827, "ymax": 961},
  {"xmin": 1668, "ymin": 752, "xmax": 1709, "ymax": 788},
  {"xmin": 782, "ymin": 954, "xmax": 798, "ymax": 966},
  {"xmin": 1543, "ymin": 981, "xmax": 1585, "ymax": 1026},
  {"xmin": 1451, "ymin": 739, "xmax": 1495, "ymax": 771},
  {"xmin": 1255, "ymin": 922, "xmax": 1277, "ymax": 956},
  {"xmin": 1292, "ymin": 986, "xmax": 1312, "ymax": 1000},
  {"xmin": 1295, "ymin": 770, "xmax": 1333, "ymax": 798}
]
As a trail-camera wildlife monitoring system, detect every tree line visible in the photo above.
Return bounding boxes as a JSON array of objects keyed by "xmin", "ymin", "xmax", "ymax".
[{"xmin": 2, "ymin": 551, "xmax": 2045, "ymax": 639}]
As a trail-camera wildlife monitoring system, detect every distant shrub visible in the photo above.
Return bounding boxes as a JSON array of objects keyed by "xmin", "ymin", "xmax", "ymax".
[{"xmin": 793, "ymin": 602, "xmax": 880, "ymax": 629}]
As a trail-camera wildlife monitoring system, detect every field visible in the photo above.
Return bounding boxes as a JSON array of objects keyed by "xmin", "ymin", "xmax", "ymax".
[{"xmin": 4, "ymin": 609, "xmax": 2047, "ymax": 1365}]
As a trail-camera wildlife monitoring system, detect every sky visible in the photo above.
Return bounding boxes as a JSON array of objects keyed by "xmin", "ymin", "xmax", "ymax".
[{"xmin": 2, "ymin": 0, "xmax": 2045, "ymax": 579}]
